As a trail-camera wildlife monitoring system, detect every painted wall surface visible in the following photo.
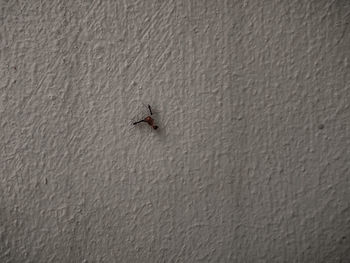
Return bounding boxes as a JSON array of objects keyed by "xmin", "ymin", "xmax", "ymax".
[{"xmin": 1, "ymin": 0, "xmax": 349, "ymax": 262}]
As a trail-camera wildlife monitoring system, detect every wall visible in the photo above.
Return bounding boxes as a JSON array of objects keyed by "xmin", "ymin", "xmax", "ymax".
[{"xmin": 1, "ymin": 0, "xmax": 349, "ymax": 262}]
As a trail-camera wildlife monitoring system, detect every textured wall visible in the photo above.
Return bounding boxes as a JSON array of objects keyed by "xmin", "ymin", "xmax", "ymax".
[{"xmin": 1, "ymin": 0, "xmax": 350, "ymax": 262}]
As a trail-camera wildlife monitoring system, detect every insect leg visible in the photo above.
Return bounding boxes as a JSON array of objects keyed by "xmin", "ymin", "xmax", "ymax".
[
  {"xmin": 148, "ymin": 105, "xmax": 153, "ymax": 115},
  {"xmin": 133, "ymin": 120, "xmax": 146, "ymax": 125}
]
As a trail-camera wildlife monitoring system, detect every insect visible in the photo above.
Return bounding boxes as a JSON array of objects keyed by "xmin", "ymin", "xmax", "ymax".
[{"xmin": 133, "ymin": 105, "xmax": 158, "ymax": 130}]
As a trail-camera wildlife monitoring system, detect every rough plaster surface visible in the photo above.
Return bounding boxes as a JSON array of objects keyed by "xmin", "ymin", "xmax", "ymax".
[{"xmin": 1, "ymin": 0, "xmax": 350, "ymax": 262}]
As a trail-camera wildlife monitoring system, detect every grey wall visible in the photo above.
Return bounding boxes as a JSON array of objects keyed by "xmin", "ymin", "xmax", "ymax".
[{"xmin": 1, "ymin": 0, "xmax": 350, "ymax": 262}]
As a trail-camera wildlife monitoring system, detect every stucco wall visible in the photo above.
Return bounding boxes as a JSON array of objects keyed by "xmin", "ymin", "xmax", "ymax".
[{"xmin": 1, "ymin": 0, "xmax": 349, "ymax": 262}]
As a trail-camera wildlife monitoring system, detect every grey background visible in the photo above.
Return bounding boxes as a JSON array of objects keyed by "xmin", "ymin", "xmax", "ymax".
[{"xmin": 1, "ymin": 0, "xmax": 350, "ymax": 262}]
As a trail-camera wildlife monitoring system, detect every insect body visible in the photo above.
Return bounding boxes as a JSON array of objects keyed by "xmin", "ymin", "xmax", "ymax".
[{"xmin": 133, "ymin": 105, "xmax": 158, "ymax": 130}]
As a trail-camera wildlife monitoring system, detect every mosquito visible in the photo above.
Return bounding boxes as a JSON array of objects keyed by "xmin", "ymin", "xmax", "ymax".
[{"xmin": 133, "ymin": 105, "xmax": 158, "ymax": 130}]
